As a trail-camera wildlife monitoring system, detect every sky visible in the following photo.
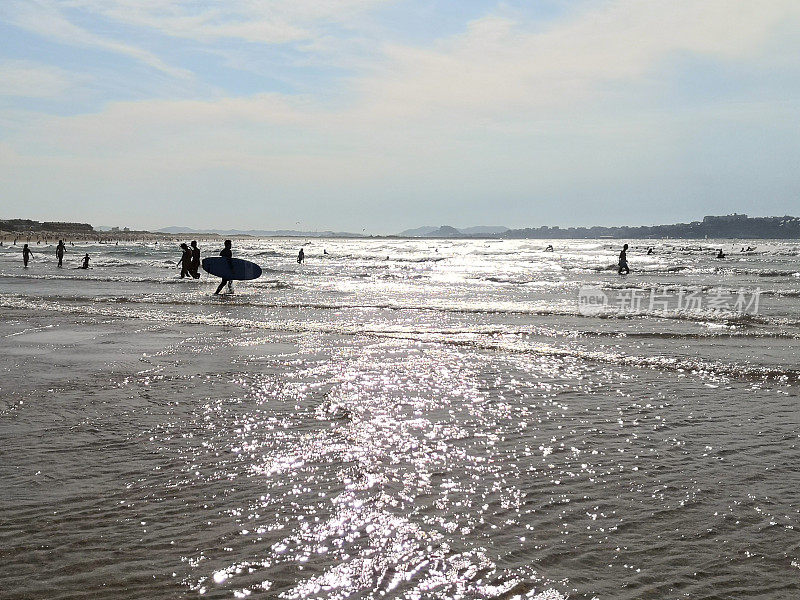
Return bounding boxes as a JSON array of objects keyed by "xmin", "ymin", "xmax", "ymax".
[{"xmin": 1, "ymin": 0, "xmax": 799, "ymax": 233}]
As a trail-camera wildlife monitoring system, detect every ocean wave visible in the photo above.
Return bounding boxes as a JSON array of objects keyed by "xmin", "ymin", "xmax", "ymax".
[
  {"xmin": 1, "ymin": 291, "xmax": 794, "ymax": 330},
  {"xmin": 480, "ymin": 276, "xmax": 538, "ymax": 285},
  {"xmin": 91, "ymin": 260, "xmax": 142, "ymax": 267},
  {"xmin": 760, "ymin": 289, "xmax": 800, "ymax": 298},
  {"xmin": 713, "ymin": 267, "xmax": 800, "ymax": 278},
  {"xmin": 3, "ymin": 295, "xmax": 796, "ymax": 385},
  {"xmin": 376, "ymin": 331, "xmax": 800, "ymax": 384},
  {"xmin": 0, "ymin": 272, "xmax": 201, "ymax": 285},
  {"xmin": 390, "ymin": 256, "xmax": 447, "ymax": 263},
  {"xmin": 757, "ymin": 270, "xmax": 800, "ymax": 277}
]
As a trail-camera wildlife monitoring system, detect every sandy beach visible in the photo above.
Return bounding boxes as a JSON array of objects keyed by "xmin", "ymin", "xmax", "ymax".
[{"xmin": 1, "ymin": 237, "xmax": 799, "ymax": 599}]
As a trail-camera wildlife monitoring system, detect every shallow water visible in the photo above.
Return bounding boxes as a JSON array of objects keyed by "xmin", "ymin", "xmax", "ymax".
[{"xmin": 1, "ymin": 238, "xmax": 799, "ymax": 599}]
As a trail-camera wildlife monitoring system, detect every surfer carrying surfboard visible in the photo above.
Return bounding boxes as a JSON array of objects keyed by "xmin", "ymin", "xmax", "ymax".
[
  {"xmin": 214, "ymin": 240, "xmax": 234, "ymax": 295},
  {"xmin": 202, "ymin": 247, "xmax": 262, "ymax": 290}
]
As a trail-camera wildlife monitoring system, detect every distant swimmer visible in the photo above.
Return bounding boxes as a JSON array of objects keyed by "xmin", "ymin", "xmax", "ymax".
[
  {"xmin": 22, "ymin": 243, "xmax": 33, "ymax": 267},
  {"xmin": 716, "ymin": 249, "xmax": 725, "ymax": 259},
  {"xmin": 214, "ymin": 240, "xmax": 234, "ymax": 295},
  {"xmin": 56, "ymin": 240, "xmax": 66, "ymax": 267},
  {"xmin": 177, "ymin": 243, "xmax": 192, "ymax": 278},
  {"xmin": 80, "ymin": 254, "xmax": 90, "ymax": 269},
  {"xmin": 297, "ymin": 248, "xmax": 305, "ymax": 264},
  {"xmin": 190, "ymin": 241, "xmax": 201, "ymax": 278},
  {"xmin": 545, "ymin": 244, "xmax": 554, "ymax": 252},
  {"xmin": 618, "ymin": 243, "xmax": 630, "ymax": 275},
  {"xmin": 323, "ymin": 249, "xmax": 328, "ymax": 255},
  {"xmin": 647, "ymin": 247, "xmax": 654, "ymax": 255}
]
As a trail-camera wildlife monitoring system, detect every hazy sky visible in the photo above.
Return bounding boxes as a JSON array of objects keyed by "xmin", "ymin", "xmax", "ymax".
[{"xmin": 2, "ymin": 1, "xmax": 799, "ymax": 233}]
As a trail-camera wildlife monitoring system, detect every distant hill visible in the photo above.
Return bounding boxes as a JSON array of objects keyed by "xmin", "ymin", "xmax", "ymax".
[
  {"xmin": 428, "ymin": 225, "xmax": 462, "ymax": 238},
  {"xmin": 397, "ymin": 216, "xmax": 800, "ymax": 239},
  {"xmin": 398, "ymin": 225, "xmax": 509, "ymax": 237},
  {"xmin": 158, "ymin": 226, "xmax": 364, "ymax": 237},
  {"xmin": 157, "ymin": 226, "xmax": 198, "ymax": 234},
  {"xmin": 459, "ymin": 226, "xmax": 509, "ymax": 235},
  {"xmin": 501, "ymin": 214, "xmax": 800, "ymax": 239},
  {"xmin": 398, "ymin": 226, "xmax": 439, "ymax": 237},
  {"xmin": 0, "ymin": 219, "xmax": 93, "ymax": 233}
]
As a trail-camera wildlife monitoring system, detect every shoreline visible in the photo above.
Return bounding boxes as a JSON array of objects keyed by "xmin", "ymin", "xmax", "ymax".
[
  {"xmin": 0, "ymin": 229, "xmax": 227, "ymax": 244},
  {"xmin": 2, "ymin": 228, "xmax": 796, "ymax": 244}
]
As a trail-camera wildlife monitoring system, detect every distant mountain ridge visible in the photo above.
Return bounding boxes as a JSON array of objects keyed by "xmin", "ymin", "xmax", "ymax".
[
  {"xmin": 7, "ymin": 215, "xmax": 793, "ymax": 240},
  {"xmin": 500, "ymin": 214, "xmax": 800, "ymax": 239},
  {"xmin": 157, "ymin": 226, "xmax": 364, "ymax": 237},
  {"xmin": 396, "ymin": 215, "xmax": 800, "ymax": 239},
  {"xmin": 398, "ymin": 225, "xmax": 509, "ymax": 237}
]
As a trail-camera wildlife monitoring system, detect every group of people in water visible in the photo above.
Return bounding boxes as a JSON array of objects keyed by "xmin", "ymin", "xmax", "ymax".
[
  {"xmin": 176, "ymin": 240, "xmax": 201, "ymax": 279},
  {"xmin": 18, "ymin": 240, "xmax": 90, "ymax": 269},
  {"xmin": 173, "ymin": 239, "xmax": 230, "ymax": 294},
  {"xmin": 612, "ymin": 243, "xmax": 751, "ymax": 273},
  {"xmin": 174, "ymin": 239, "xmax": 305, "ymax": 294},
  {"xmin": 13, "ymin": 238, "xmax": 754, "ymax": 281}
]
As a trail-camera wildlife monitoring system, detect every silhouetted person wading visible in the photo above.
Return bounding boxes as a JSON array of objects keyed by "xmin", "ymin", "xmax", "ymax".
[
  {"xmin": 177, "ymin": 243, "xmax": 192, "ymax": 278},
  {"xmin": 618, "ymin": 244, "xmax": 630, "ymax": 275},
  {"xmin": 22, "ymin": 244, "xmax": 33, "ymax": 267},
  {"xmin": 189, "ymin": 241, "xmax": 201, "ymax": 279},
  {"xmin": 214, "ymin": 240, "xmax": 234, "ymax": 295},
  {"xmin": 56, "ymin": 240, "xmax": 66, "ymax": 267}
]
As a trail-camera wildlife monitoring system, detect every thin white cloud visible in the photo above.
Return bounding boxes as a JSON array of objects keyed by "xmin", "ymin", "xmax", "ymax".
[
  {"xmin": 6, "ymin": 1, "xmax": 799, "ymax": 145},
  {"xmin": 358, "ymin": 0, "xmax": 800, "ymax": 119},
  {"xmin": 2, "ymin": 1, "xmax": 800, "ymax": 229},
  {"xmin": 2, "ymin": 0, "xmax": 192, "ymax": 78},
  {"xmin": 0, "ymin": 60, "xmax": 83, "ymax": 97},
  {"xmin": 55, "ymin": 0, "xmax": 393, "ymax": 44}
]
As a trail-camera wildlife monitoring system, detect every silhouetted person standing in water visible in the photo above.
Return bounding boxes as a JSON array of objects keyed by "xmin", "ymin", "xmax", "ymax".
[
  {"xmin": 618, "ymin": 244, "xmax": 630, "ymax": 275},
  {"xmin": 214, "ymin": 240, "xmax": 234, "ymax": 295},
  {"xmin": 80, "ymin": 254, "xmax": 90, "ymax": 269},
  {"xmin": 56, "ymin": 240, "xmax": 66, "ymax": 267},
  {"xmin": 22, "ymin": 244, "xmax": 33, "ymax": 267},
  {"xmin": 189, "ymin": 241, "xmax": 201, "ymax": 279},
  {"xmin": 177, "ymin": 243, "xmax": 192, "ymax": 278},
  {"xmin": 716, "ymin": 248, "xmax": 725, "ymax": 259},
  {"xmin": 297, "ymin": 248, "xmax": 304, "ymax": 264}
]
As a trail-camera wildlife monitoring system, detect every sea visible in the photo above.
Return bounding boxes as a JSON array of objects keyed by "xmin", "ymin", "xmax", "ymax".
[{"xmin": 1, "ymin": 237, "xmax": 798, "ymax": 600}]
